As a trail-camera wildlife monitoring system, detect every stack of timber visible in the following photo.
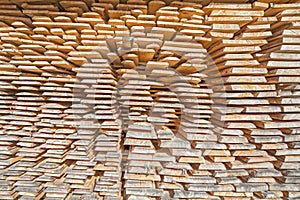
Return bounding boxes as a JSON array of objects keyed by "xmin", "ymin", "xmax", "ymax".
[
  {"xmin": 0, "ymin": 0, "xmax": 299, "ymax": 199},
  {"xmin": 260, "ymin": 3, "xmax": 300, "ymax": 199},
  {"xmin": 204, "ymin": 3, "xmax": 280, "ymax": 199}
]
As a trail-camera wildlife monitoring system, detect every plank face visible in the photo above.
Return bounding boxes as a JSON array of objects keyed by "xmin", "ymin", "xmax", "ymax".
[{"xmin": 0, "ymin": 0, "xmax": 299, "ymax": 199}]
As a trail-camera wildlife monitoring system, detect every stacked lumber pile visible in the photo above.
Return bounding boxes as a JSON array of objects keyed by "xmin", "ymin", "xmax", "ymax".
[
  {"xmin": 261, "ymin": 3, "xmax": 300, "ymax": 199},
  {"xmin": 204, "ymin": 3, "xmax": 280, "ymax": 199},
  {"xmin": 0, "ymin": 0, "xmax": 299, "ymax": 199}
]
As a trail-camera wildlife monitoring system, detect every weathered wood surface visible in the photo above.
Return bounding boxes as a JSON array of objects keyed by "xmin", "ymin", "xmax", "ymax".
[{"xmin": 0, "ymin": 0, "xmax": 299, "ymax": 199}]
